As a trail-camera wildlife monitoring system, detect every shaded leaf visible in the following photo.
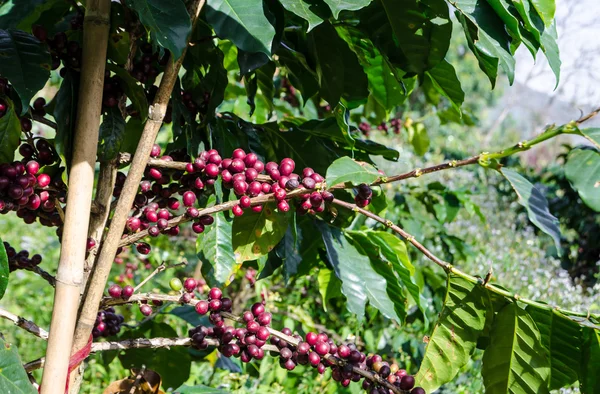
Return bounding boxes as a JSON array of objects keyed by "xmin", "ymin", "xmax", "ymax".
[
  {"xmin": 499, "ymin": 168, "xmax": 562, "ymax": 254},
  {"xmin": 580, "ymin": 327, "xmax": 600, "ymax": 394},
  {"xmin": 197, "ymin": 211, "xmax": 236, "ymax": 287},
  {"xmin": 323, "ymin": 0, "xmax": 371, "ymax": 19},
  {"xmin": 415, "ymin": 275, "xmax": 487, "ymax": 392},
  {"xmin": 51, "ymin": 69, "xmax": 78, "ymax": 170},
  {"xmin": 526, "ymin": 307, "xmax": 581, "ymax": 390},
  {"xmin": 0, "ymin": 96, "xmax": 21, "ymax": 162},
  {"xmin": 424, "ymin": 60, "xmax": 465, "ymax": 113},
  {"xmin": 107, "ymin": 63, "xmax": 149, "ymax": 121},
  {"xmin": 0, "ymin": 28, "xmax": 50, "ymax": 113},
  {"xmin": 98, "ymin": 108, "xmax": 126, "ymax": 161},
  {"xmin": 0, "ymin": 237, "xmax": 7, "ymax": 301},
  {"xmin": 127, "ymin": 0, "xmax": 191, "ymax": 59},
  {"xmin": 482, "ymin": 303, "xmax": 550, "ymax": 394},
  {"xmin": 565, "ymin": 148, "xmax": 600, "ymax": 212},
  {"xmin": 0, "ymin": 338, "xmax": 37, "ymax": 394},
  {"xmin": 232, "ymin": 202, "xmax": 289, "ymax": 264},
  {"xmin": 205, "ymin": 0, "xmax": 275, "ymax": 56}
]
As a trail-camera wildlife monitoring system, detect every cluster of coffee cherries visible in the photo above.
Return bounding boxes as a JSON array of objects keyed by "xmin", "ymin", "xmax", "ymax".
[
  {"xmin": 0, "ymin": 140, "xmax": 65, "ymax": 228},
  {"xmin": 92, "ymin": 307, "xmax": 125, "ymax": 339},
  {"xmin": 107, "ymin": 283, "xmax": 162, "ymax": 317},
  {"xmin": 101, "ymin": 73, "xmax": 125, "ymax": 110},
  {"xmin": 187, "ymin": 288, "xmax": 424, "ymax": 393},
  {"xmin": 120, "ymin": 146, "xmax": 370, "ymax": 256},
  {"xmin": 113, "ymin": 253, "xmax": 153, "ymax": 283},
  {"xmin": 3, "ymin": 241, "xmax": 42, "ymax": 272},
  {"xmin": 131, "ymin": 43, "xmax": 168, "ymax": 84},
  {"xmin": 358, "ymin": 118, "xmax": 402, "ymax": 137},
  {"xmin": 280, "ymin": 78, "xmax": 299, "ymax": 108},
  {"xmin": 32, "ymin": 23, "xmax": 83, "ymax": 73},
  {"xmin": 169, "ymin": 276, "xmax": 207, "ymax": 303}
]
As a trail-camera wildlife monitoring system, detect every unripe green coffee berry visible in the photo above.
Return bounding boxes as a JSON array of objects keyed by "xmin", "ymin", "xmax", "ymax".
[{"xmin": 170, "ymin": 277, "xmax": 183, "ymax": 291}]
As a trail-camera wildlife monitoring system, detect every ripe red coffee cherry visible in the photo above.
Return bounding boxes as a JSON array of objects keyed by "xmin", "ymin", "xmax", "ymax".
[
  {"xmin": 25, "ymin": 161, "xmax": 39, "ymax": 175},
  {"xmin": 321, "ymin": 191, "xmax": 334, "ymax": 203},
  {"xmin": 182, "ymin": 191, "xmax": 196, "ymax": 207},
  {"xmin": 150, "ymin": 144, "xmax": 161, "ymax": 157},
  {"xmin": 192, "ymin": 222, "xmax": 205, "ymax": 234},
  {"xmin": 251, "ymin": 302, "xmax": 265, "ymax": 316},
  {"xmin": 240, "ymin": 195, "xmax": 251, "ymax": 208},
  {"xmin": 242, "ymin": 311, "xmax": 254, "ymax": 322},
  {"xmin": 308, "ymin": 351, "xmax": 321, "ymax": 366},
  {"xmin": 195, "ymin": 300, "xmax": 209, "ymax": 315},
  {"xmin": 251, "ymin": 204, "xmax": 263, "ymax": 213},
  {"xmin": 314, "ymin": 341, "xmax": 330, "ymax": 356},
  {"xmin": 140, "ymin": 304, "xmax": 152, "ymax": 316},
  {"xmin": 400, "ymin": 375, "xmax": 415, "ymax": 390},
  {"xmin": 126, "ymin": 217, "xmax": 141, "ymax": 232},
  {"xmin": 277, "ymin": 201, "xmax": 289, "ymax": 212},
  {"xmin": 136, "ymin": 242, "xmax": 151, "ymax": 255},
  {"xmin": 108, "ymin": 284, "xmax": 122, "ymax": 298},
  {"xmin": 256, "ymin": 326, "xmax": 270, "ymax": 340},
  {"xmin": 306, "ymin": 332, "xmax": 318, "ymax": 346},
  {"xmin": 186, "ymin": 207, "xmax": 199, "ymax": 218},
  {"xmin": 257, "ymin": 312, "xmax": 271, "ymax": 326},
  {"xmin": 209, "ymin": 287, "xmax": 222, "ymax": 300},
  {"xmin": 260, "ymin": 182, "xmax": 271, "ymax": 193},
  {"xmin": 145, "ymin": 210, "xmax": 158, "ymax": 222},
  {"xmin": 247, "ymin": 320, "xmax": 260, "ymax": 333},
  {"xmin": 311, "ymin": 173, "xmax": 324, "ymax": 182},
  {"xmin": 208, "ymin": 153, "xmax": 222, "ymax": 165},
  {"xmin": 302, "ymin": 177, "xmax": 316, "ymax": 189},
  {"xmin": 205, "ymin": 163, "xmax": 220, "ymax": 177},
  {"xmin": 232, "ymin": 148, "xmax": 246, "ymax": 159},
  {"xmin": 233, "ymin": 180, "xmax": 248, "ymax": 195},
  {"xmin": 208, "ymin": 299, "xmax": 222, "ymax": 311},
  {"xmin": 229, "ymin": 158, "xmax": 245, "ymax": 173},
  {"xmin": 148, "ymin": 168, "xmax": 162, "ymax": 180},
  {"xmin": 221, "ymin": 169, "xmax": 233, "ymax": 183},
  {"xmin": 274, "ymin": 188, "xmax": 286, "ymax": 201},
  {"xmin": 232, "ymin": 204, "xmax": 244, "ymax": 216},
  {"xmin": 247, "ymin": 181, "xmax": 261, "ymax": 196},
  {"xmin": 337, "ymin": 344, "xmax": 351, "ymax": 358},
  {"xmin": 184, "ymin": 278, "xmax": 197, "ymax": 292},
  {"xmin": 310, "ymin": 192, "xmax": 323, "ymax": 208},
  {"xmin": 148, "ymin": 226, "xmax": 160, "ymax": 237},
  {"xmin": 297, "ymin": 342, "xmax": 311, "ymax": 355},
  {"xmin": 199, "ymin": 215, "xmax": 214, "ymax": 226},
  {"xmin": 122, "ymin": 285, "xmax": 134, "ymax": 299}
]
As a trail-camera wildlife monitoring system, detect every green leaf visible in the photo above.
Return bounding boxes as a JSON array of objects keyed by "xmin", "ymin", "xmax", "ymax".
[
  {"xmin": 454, "ymin": 1, "xmax": 515, "ymax": 86},
  {"xmin": 205, "ymin": 0, "xmax": 276, "ymax": 56},
  {"xmin": 276, "ymin": 44, "xmax": 319, "ymax": 102},
  {"xmin": 0, "ymin": 237, "xmax": 7, "ymax": 301},
  {"xmin": 424, "ymin": 60, "xmax": 465, "ymax": 113},
  {"xmin": 0, "ymin": 338, "xmax": 37, "ymax": 394},
  {"xmin": 526, "ymin": 307, "xmax": 581, "ymax": 390},
  {"xmin": 336, "ymin": 26, "xmax": 405, "ymax": 111},
  {"xmin": 308, "ymin": 22, "xmax": 368, "ymax": 106},
  {"xmin": 347, "ymin": 230, "xmax": 407, "ymax": 323},
  {"xmin": 540, "ymin": 24, "xmax": 560, "ymax": 89},
  {"xmin": 368, "ymin": 231, "xmax": 423, "ymax": 313},
  {"xmin": 173, "ymin": 385, "xmax": 230, "ymax": 394},
  {"xmin": 0, "ymin": 96, "xmax": 21, "ymax": 162},
  {"xmin": 51, "ymin": 70, "xmax": 78, "ymax": 170},
  {"xmin": 0, "ymin": 29, "xmax": 51, "ymax": 114},
  {"xmin": 580, "ymin": 127, "xmax": 600, "ymax": 150},
  {"xmin": 323, "ymin": 0, "xmax": 371, "ymax": 19},
  {"xmin": 317, "ymin": 222, "xmax": 366, "ymax": 318},
  {"xmin": 325, "ymin": 156, "xmax": 379, "ymax": 187},
  {"xmin": 407, "ymin": 123, "xmax": 430, "ymax": 156},
  {"xmin": 232, "ymin": 202, "xmax": 289, "ymax": 264},
  {"xmin": 317, "ymin": 267, "xmax": 343, "ymax": 311},
  {"xmin": 120, "ymin": 117, "xmax": 144, "ymax": 154},
  {"xmin": 106, "ymin": 63, "xmax": 149, "ymax": 121},
  {"xmin": 97, "ymin": 108, "xmax": 126, "ymax": 161},
  {"xmin": 482, "ymin": 303, "xmax": 550, "ymax": 393},
  {"xmin": 279, "ymin": 0, "xmax": 329, "ymax": 31},
  {"xmin": 197, "ymin": 211, "xmax": 236, "ymax": 287},
  {"xmin": 580, "ymin": 327, "xmax": 600, "ymax": 394},
  {"xmin": 127, "ymin": 0, "xmax": 191, "ymax": 59},
  {"xmin": 529, "ymin": 0, "xmax": 555, "ymax": 27},
  {"xmin": 119, "ymin": 322, "xmax": 191, "ymax": 390},
  {"xmin": 275, "ymin": 226, "xmax": 303, "ymax": 282},
  {"xmin": 415, "ymin": 275, "xmax": 487, "ymax": 392},
  {"xmin": 565, "ymin": 148, "xmax": 600, "ymax": 212},
  {"xmin": 499, "ymin": 168, "xmax": 562, "ymax": 254}
]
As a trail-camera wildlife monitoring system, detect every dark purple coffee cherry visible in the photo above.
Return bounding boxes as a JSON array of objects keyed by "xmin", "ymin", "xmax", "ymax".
[
  {"xmin": 400, "ymin": 375, "xmax": 415, "ymax": 390},
  {"xmin": 411, "ymin": 388, "xmax": 426, "ymax": 394}
]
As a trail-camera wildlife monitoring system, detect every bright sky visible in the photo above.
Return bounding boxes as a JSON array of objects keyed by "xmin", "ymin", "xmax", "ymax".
[{"xmin": 514, "ymin": 0, "xmax": 600, "ymax": 106}]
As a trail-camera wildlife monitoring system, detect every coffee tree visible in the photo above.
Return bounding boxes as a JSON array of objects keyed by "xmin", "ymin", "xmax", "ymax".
[{"xmin": 0, "ymin": 0, "xmax": 598, "ymax": 393}]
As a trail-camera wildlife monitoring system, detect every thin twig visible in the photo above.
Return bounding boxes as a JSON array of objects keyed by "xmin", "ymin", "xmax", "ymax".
[
  {"xmin": 31, "ymin": 114, "xmax": 57, "ymax": 129},
  {"xmin": 329, "ymin": 198, "xmax": 599, "ymax": 321},
  {"xmin": 23, "ymin": 265, "xmax": 56, "ymax": 287},
  {"xmin": 0, "ymin": 307, "xmax": 49, "ymax": 340},
  {"xmin": 133, "ymin": 261, "xmax": 187, "ymax": 292}
]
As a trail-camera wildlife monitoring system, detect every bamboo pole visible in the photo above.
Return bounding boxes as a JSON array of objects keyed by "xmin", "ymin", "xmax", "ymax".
[
  {"xmin": 70, "ymin": 0, "xmax": 205, "ymax": 364},
  {"xmin": 39, "ymin": 1, "xmax": 111, "ymax": 393}
]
